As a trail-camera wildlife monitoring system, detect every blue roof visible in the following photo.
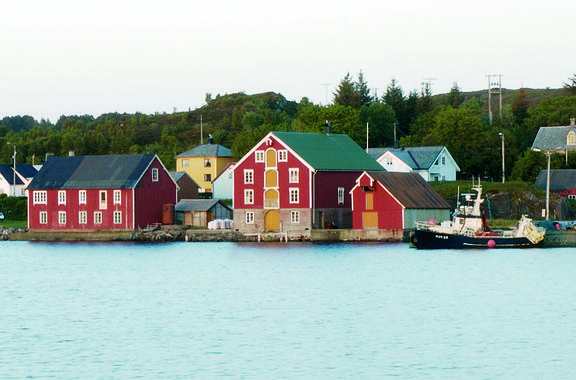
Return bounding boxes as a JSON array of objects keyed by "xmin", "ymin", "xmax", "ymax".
[
  {"xmin": 176, "ymin": 143, "xmax": 232, "ymax": 158},
  {"xmin": 27, "ymin": 154, "xmax": 157, "ymax": 190},
  {"xmin": 368, "ymin": 146, "xmax": 446, "ymax": 170}
]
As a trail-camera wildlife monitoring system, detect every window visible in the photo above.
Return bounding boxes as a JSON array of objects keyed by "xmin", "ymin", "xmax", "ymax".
[
  {"xmin": 182, "ymin": 159, "xmax": 189, "ymax": 167},
  {"xmin": 255, "ymin": 150, "xmax": 265, "ymax": 162},
  {"xmin": 58, "ymin": 191, "xmax": 66, "ymax": 205},
  {"xmin": 569, "ymin": 195, "xmax": 576, "ymax": 200},
  {"xmin": 291, "ymin": 211, "xmax": 300, "ymax": 224},
  {"xmin": 442, "ymin": 157, "xmax": 446, "ymax": 165},
  {"xmin": 338, "ymin": 187, "xmax": 345, "ymax": 204},
  {"xmin": 114, "ymin": 211, "xmax": 122, "ymax": 224},
  {"xmin": 79, "ymin": 190, "xmax": 86, "ymax": 205},
  {"xmin": 245, "ymin": 212, "xmax": 255, "ymax": 224},
  {"xmin": 58, "ymin": 211, "xmax": 66, "ymax": 225},
  {"xmin": 568, "ymin": 132, "xmax": 576, "ymax": 145},
  {"xmin": 289, "ymin": 168, "xmax": 299, "ymax": 183},
  {"xmin": 244, "ymin": 169, "xmax": 254, "ymax": 184},
  {"xmin": 204, "ymin": 159, "xmax": 211, "ymax": 167},
  {"xmin": 33, "ymin": 191, "xmax": 47, "ymax": 205},
  {"xmin": 205, "ymin": 174, "xmax": 212, "ymax": 182},
  {"xmin": 39, "ymin": 211, "xmax": 47, "ymax": 224},
  {"xmin": 278, "ymin": 150, "xmax": 288, "ymax": 162},
  {"xmin": 244, "ymin": 189, "xmax": 254, "ymax": 204},
  {"xmin": 384, "ymin": 156, "xmax": 393, "ymax": 166},
  {"xmin": 289, "ymin": 188, "xmax": 299, "ymax": 204},
  {"xmin": 100, "ymin": 191, "xmax": 107, "ymax": 209},
  {"xmin": 114, "ymin": 190, "xmax": 121, "ymax": 205},
  {"xmin": 152, "ymin": 168, "xmax": 159, "ymax": 182},
  {"xmin": 94, "ymin": 212, "xmax": 102, "ymax": 224},
  {"xmin": 79, "ymin": 211, "xmax": 87, "ymax": 224}
]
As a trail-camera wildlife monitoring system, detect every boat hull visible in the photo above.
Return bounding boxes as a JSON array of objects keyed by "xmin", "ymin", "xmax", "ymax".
[{"xmin": 412, "ymin": 229, "xmax": 540, "ymax": 249}]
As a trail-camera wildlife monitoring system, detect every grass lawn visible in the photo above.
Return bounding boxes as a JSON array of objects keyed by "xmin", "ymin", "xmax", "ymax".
[{"xmin": 0, "ymin": 220, "xmax": 27, "ymax": 228}]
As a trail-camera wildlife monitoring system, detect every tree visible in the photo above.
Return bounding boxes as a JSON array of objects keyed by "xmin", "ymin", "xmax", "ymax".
[
  {"xmin": 445, "ymin": 82, "xmax": 464, "ymax": 108},
  {"xmin": 563, "ymin": 73, "xmax": 576, "ymax": 96},
  {"xmin": 510, "ymin": 148, "xmax": 547, "ymax": 182},
  {"xmin": 360, "ymin": 102, "xmax": 396, "ymax": 148},
  {"xmin": 333, "ymin": 72, "xmax": 362, "ymax": 109},
  {"xmin": 511, "ymin": 88, "xmax": 530, "ymax": 126},
  {"xmin": 356, "ymin": 71, "xmax": 373, "ymax": 107}
]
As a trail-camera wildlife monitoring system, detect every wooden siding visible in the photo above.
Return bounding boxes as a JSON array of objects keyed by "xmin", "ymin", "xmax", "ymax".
[{"xmin": 134, "ymin": 158, "xmax": 177, "ymax": 229}]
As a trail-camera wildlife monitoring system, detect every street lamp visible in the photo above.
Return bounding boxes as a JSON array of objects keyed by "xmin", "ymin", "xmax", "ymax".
[{"xmin": 499, "ymin": 132, "xmax": 505, "ymax": 183}]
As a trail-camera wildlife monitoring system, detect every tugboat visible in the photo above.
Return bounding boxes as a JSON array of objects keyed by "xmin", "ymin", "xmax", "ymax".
[{"xmin": 411, "ymin": 181, "xmax": 545, "ymax": 249}]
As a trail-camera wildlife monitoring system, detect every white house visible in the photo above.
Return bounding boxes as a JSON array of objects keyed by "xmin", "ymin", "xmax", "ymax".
[
  {"xmin": 212, "ymin": 162, "xmax": 234, "ymax": 200},
  {"xmin": 368, "ymin": 146, "xmax": 460, "ymax": 181},
  {"xmin": 0, "ymin": 164, "xmax": 39, "ymax": 197}
]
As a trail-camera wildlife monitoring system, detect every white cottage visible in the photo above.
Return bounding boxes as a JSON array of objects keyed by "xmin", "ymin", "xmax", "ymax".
[{"xmin": 368, "ymin": 146, "xmax": 460, "ymax": 182}]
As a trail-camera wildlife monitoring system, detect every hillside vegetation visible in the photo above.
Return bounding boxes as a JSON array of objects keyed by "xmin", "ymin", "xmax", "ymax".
[{"xmin": 2, "ymin": 75, "xmax": 576, "ymax": 182}]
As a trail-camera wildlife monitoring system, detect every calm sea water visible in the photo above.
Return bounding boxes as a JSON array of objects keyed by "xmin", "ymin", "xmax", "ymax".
[{"xmin": 1, "ymin": 241, "xmax": 575, "ymax": 379}]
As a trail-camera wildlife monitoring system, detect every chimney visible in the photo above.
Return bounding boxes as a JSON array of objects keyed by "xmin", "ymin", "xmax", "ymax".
[
  {"xmin": 325, "ymin": 121, "xmax": 332, "ymax": 136},
  {"xmin": 68, "ymin": 151, "xmax": 74, "ymax": 156},
  {"xmin": 571, "ymin": 118, "xmax": 575, "ymax": 127},
  {"xmin": 208, "ymin": 134, "xmax": 213, "ymax": 144}
]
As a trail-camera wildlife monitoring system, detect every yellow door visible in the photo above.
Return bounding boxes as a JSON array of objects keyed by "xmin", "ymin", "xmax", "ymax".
[
  {"xmin": 265, "ymin": 210, "xmax": 280, "ymax": 231},
  {"xmin": 363, "ymin": 212, "xmax": 378, "ymax": 229}
]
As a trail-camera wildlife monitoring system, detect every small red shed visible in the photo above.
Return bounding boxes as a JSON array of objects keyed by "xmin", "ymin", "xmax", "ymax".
[{"xmin": 350, "ymin": 171, "xmax": 451, "ymax": 230}]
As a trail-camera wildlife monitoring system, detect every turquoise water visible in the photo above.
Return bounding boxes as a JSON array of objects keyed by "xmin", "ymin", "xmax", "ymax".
[{"xmin": 1, "ymin": 241, "xmax": 575, "ymax": 379}]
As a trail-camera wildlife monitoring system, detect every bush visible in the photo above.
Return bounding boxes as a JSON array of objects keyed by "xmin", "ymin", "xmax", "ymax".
[{"xmin": 0, "ymin": 197, "xmax": 27, "ymax": 220}]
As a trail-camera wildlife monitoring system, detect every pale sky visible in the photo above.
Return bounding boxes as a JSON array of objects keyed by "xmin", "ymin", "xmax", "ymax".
[{"xmin": 2, "ymin": 0, "xmax": 575, "ymax": 122}]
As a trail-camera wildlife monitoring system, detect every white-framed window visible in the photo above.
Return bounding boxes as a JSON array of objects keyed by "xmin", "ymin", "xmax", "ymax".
[
  {"xmin": 113, "ymin": 190, "xmax": 121, "ymax": 205},
  {"xmin": 245, "ymin": 212, "xmax": 255, "ymax": 224},
  {"xmin": 152, "ymin": 168, "xmax": 159, "ymax": 182},
  {"xmin": 338, "ymin": 187, "xmax": 345, "ymax": 204},
  {"xmin": 568, "ymin": 194, "xmax": 576, "ymax": 200},
  {"xmin": 39, "ymin": 211, "xmax": 47, "ymax": 224},
  {"xmin": 442, "ymin": 157, "xmax": 446, "ymax": 165},
  {"xmin": 113, "ymin": 211, "xmax": 122, "ymax": 224},
  {"xmin": 255, "ymin": 150, "xmax": 265, "ymax": 162},
  {"xmin": 204, "ymin": 173, "xmax": 212, "ymax": 182},
  {"xmin": 58, "ymin": 190, "xmax": 66, "ymax": 205},
  {"xmin": 244, "ymin": 189, "xmax": 254, "ymax": 204},
  {"xmin": 33, "ymin": 191, "xmax": 47, "ymax": 205},
  {"xmin": 79, "ymin": 190, "xmax": 86, "ymax": 205},
  {"xmin": 291, "ymin": 211, "xmax": 300, "ymax": 224},
  {"xmin": 79, "ymin": 211, "xmax": 87, "ymax": 224},
  {"xmin": 99, "ymin": 191, "xmax": 107, "ymax": 209},
  {"xmin": 182, "ymin": 159, "xmax": 189, "ymax": 167},
  {"xmin": 58, "ymin": 211, "xmax": 66, "ymax": 225},
  {"xmin": 289, "ymin": 168, "xmax": 299, "ymax": 183},
  {"xmin": 385, "ymin": 156, "xmax": 393, "ymax": 166},
  {"xmin": 94, "ymin": 211, "xmax": 102, "ymax": 224},
  {"xmin": 244, "ymin": 169, "xmax": 254, "ymax": 184},
  {"xmin": 278, "ymin": 150, "xmax": 288, "ymax": 162},
  {"xmin": 204, "ymin": 159, "xmax": 211, "ymax": 167},
  {"xmin": 289, "ymin": 188, "xmax": 299, "ymax": 204}
]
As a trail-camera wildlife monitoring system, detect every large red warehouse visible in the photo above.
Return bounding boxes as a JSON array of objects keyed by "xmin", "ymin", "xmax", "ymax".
[{"xmin": 26, "ymin": 154, "xmax": 177, "ymax": 231}]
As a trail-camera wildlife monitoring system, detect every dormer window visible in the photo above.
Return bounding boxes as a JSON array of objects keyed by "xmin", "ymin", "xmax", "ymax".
[{"xmin": 567, "ymin": 130, "xmax": 576, "ymax": 145}]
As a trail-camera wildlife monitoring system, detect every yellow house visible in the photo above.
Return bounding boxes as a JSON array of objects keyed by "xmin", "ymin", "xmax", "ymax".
[{"xmin": 175, "ymin": 139, "xmax": 234, "ymax": 193}]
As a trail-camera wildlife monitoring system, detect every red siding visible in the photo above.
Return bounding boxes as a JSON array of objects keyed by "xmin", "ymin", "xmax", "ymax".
[
  {"xmin": 351, "ymin": 176, "xmax": 404, "ymax": 229},
  {"xmin": 134, "ymin": 158, "xmax": 177, "ymax": 229},
  {"xmin": 314, "ymin": 171, "xmax": 362, "ymax": 209},
  {"xmin": 27, "ymin": 157, "xmax": 177, "ymax": 231},
  {"xmin": 234, "ymin": 136, "xmax": 312, "ymax": 211}
]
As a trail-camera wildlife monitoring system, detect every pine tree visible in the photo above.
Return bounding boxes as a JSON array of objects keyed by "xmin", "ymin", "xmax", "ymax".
[
  {"xmin": 355, "ymin": 71, "xmax": 373, "ymax": 107},
  {"xmin": 334, "ymin": 72, "xmax": 362, "ymax": 109}
]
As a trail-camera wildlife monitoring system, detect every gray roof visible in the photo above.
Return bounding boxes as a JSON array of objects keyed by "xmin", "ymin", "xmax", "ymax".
[
  {"xmin": 175, "ymin": 199, "xmax": 231, "ymax": 212},
  {"xmin": 532, "ymin": 125, "xmax": 576, "ymax": 152},
  {"xmin": 27, "ymin": 154, "xmax": 157, "ymax": 190},
  {"xmin": 0, "ymin": 164, "xmax": 22, "ymax": 185},
  {"xmin": 367, "ymin": 171, "xmax": 451, "ymax": 209},
  {"xmin": 176, "ymin": 143, "xmax": 232, "ymax": 158},
  {"xmin": 534, "ymin": 169, "xmax": 576, "ymax": 191},
  {"xmin": 368, "ymin": 146, "xmax": 446, "ymax": 170}
]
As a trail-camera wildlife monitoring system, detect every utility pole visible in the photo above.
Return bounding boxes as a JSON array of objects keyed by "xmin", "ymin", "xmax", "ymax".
[
  {"xmin": 200, "ymin": 114, "xmax": 203, "ymax": 145},
  {"xmin": 366, "ymin": 123, "xmax": 369, "ymax": 153},
  {"xmin": 499, "ymin": 132, "xmax": 505, "ymax": 183},
  {"xmin": 486, "ymin": 74, "xmax": 503, "ymax": 125},
  {"xmin": 321, "ymin": 83, "xmax": 332, "ymax": 105}
]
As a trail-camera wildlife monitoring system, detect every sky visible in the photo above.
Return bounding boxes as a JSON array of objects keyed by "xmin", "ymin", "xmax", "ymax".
[{"xmin": 2, "ymin": 0, "xmax": 575, "ymax": 123}]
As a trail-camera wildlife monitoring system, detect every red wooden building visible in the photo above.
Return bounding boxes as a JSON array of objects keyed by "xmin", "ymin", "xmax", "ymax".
[
  {"xmin": 233, "ymin": 131, "xmax": 383, "ymax": 236},
  {"xmin": 26, "ymin": 154, "xmax": 177, "ymax": 231},
  {"xmin": 350, "ymin": 171, "xmax": 451, "ymax": 231}
]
